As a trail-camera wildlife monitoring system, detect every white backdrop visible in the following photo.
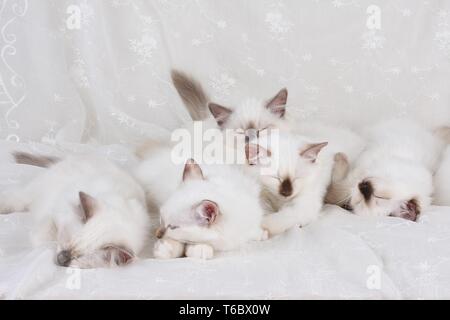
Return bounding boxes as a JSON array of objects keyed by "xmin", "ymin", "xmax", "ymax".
[{"xmin": 1, "ymin": 0, "xmax": 449, "ymax": 147}]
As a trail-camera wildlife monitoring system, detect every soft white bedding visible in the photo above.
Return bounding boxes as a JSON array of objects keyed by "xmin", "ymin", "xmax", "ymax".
[{"xmin": 1, "ymin": 142, "xmax": 449, "ymax": 299}]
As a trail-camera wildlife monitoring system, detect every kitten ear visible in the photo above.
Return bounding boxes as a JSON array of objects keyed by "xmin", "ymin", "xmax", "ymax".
[
  {"xmin": 182, "ymin": 159, "xmax": 204, "ymax": 182},
  {"xmin": 194, "ymin": 200, "xmax": 219, "ymax": 226},
  {"xmin": 208, "ymin": 103, "xmax": 232, "ymax": 127},
  {"xmin": 245, "ymin": 143, "xmax": 271, "ymax": 165},
  {"xmin": 78, "ymin": 191, "xmax": 97, "ymax": 223},
  {"xmin": 265, "ymin": 88, "xmax": 288, "ymax": 118},
  {"xmin": 104, "ymin": 246, "xmax": 134, "ymax": 266},
  {"xmin": 300, "ymin": 142, "xmax": 328, "ymax": 163},
  {"xmin": 332, "ymin": 152, "xmax": 350, "ymax": 182},
  {"xmin": 390, "ymin": 199, "xmax": 420, "ymax": 222}
]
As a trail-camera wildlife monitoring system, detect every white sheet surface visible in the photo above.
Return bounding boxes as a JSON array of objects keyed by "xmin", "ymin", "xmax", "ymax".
[{"xmin": 1, "ymin": 143, "xmax": 449, "ymax": 300}]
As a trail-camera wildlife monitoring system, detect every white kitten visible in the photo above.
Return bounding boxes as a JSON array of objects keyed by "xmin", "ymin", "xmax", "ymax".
[
  {"xmin": 1, "ymin": 152, "xmax": 150, "ymax": 268},
  {"xmin": 331, "ymin": 119, "xmax": 446, "ymax": 221},
  {"xmin": 245, "ymin": 131, "xmax": 331, "ymax": 236},
  {"xmin": 171, "ymin": 69, "xmax": 289, "ymax": 131},
  {"xmin": 134, "ymin": 148, "xmax": 266, "ymax": 259}
]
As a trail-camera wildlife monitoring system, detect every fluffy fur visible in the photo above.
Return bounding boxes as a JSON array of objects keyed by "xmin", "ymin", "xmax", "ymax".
[
  {"xmin": 134, "ymin": 147, "xmax": 266, "ymax": 259},
  {"xmin": 171, "ymin": 68, "xmax": 289, "ymax": 131},
  {"xmin": 171, "ymin": 69, "xmax": 210, "ymax": 121},
  {"xmin": 245, "ymin": 131, "xmax": 332, "ymax": 236},
  {"xmin": 0, "ymin": 153, "xmax": 150, "ymax": 268},
  {"xmin": 330, "ymin": 119, "xmax": 446, "ymax": 221}
]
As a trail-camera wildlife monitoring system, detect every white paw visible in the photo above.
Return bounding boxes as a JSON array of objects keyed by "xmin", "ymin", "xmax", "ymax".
[
  {"xmin": 153, "ymin": 239, "xmax": 184, "ymax": 259},
  {"xmin": 259, "ymin": 228, "xmax": 270, "ymax": 241},
  {"xmin": 185, "ymin": 244, "xmax": 214, "ymax": 260},
  {"xmin": 261, "ymin": 216, "xmax": 277, "ymax": 236}
]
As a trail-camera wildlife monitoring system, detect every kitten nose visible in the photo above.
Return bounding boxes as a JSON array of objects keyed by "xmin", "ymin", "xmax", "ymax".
[
  {"xmin": 56, "ymin": 250, "xmax": 72, "ymax": 267},
  {"xmin": 358, "ymin": 180, "xmax": 373, "ymax": 201},
  {"xmin": 279, "ymin": 178, "xmax": 293, "ymax": 197}
]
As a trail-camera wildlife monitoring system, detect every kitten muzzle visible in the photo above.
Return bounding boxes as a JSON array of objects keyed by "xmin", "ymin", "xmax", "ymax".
[{"xmin": 56, "ymin": 250, "xmax": 72, "ymax": 267}]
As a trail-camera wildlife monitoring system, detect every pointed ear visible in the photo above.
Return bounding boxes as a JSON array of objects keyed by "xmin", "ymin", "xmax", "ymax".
[
  {"xmin": 182, "ymin": 159, "xmax": 204, "ymax": 182},
  {"xmin": 332, "ymin": 152, "xmax": 350, "ymax": 182},
  {"xmin": 265, "ymin": 88, "xmax": 288, "ymax": 118},
  {"xmin": 245, "ymin": 143, "xmax": 271, "ymax": 165},
  {"xmin": 194, "ymin": 200, "xmax": 219, "ymax": 226},
  {"xmin": 208, "ymin": 103, "xmax": 232, "ymax": 127},
  {"xmin": 300, "ymin": 142, "xmax": 328, "ymax": 162},
  {"xmin": 78, "ymin": 191, "xmax": 97, "ymax": 223},
  {"xmin": 104, "ymin": 246, "xmax": 134, "ymax": 266},
  {"xmin": 390, "ymin": 199, "xmax": 420, "ymax": 222}
]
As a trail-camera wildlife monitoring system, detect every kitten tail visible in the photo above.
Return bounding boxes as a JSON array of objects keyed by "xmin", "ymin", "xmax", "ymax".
[
  {"xmin": 13, "ymin": 151, "xmax": 59, "ymax": 168},
  {"xmin": 171, "ymin": 69, "xmax": 210, "ymax": 121}
]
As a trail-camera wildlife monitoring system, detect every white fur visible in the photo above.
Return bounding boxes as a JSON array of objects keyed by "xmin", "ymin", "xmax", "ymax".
[
  {"xmin": 246, "ymin": 131, "xmax": 333, "ymax": 236},
  {"xmin": 218, "ymin": 98, "xmax": 287, "ymax": 131},
  {"xmin": 434, "ymin": 146, "xmax": 450, "ymax": 206},
  {"xmin": 135, "ymin": 147, "xmax": 265, "ymax": 259},
  {"xmin": 338, "ymin": 119, "xmax": 444, "ymax": 219},
  {"xmin": 0, "ymin": 155, "xmax": 150, "ymax": 268}
]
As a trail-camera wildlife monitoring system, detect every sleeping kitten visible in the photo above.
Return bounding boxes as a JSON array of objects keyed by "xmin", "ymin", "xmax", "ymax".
[
  {"xmin": 171, "ymin": 69, "xmax": 289, "ymax": 132},
  {"xmin": 245, "ymin": 131, "xmax": 331, "ymax": 236},
  {"xmin": 134, "ymin": 147, "xmax": 266, "ymax": 259},
  {"xmin": 1, "ymin": 152, "xmax": 150, "ymax": 268},
  {"xmin": 329, "ymin": 119, "xmax": 448, "ymax": 221}
]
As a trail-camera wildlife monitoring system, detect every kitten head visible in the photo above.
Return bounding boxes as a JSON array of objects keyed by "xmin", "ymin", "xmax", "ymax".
[
  {"xmin": 246, "ymin": 132, "xmax": 328, "ymax": 206},
  {"xmin": 55, "ymin": 192, "xmax": 145, "ymax": 268},
  {"xmin": 208, "ymin": 88, "xmax": 288, "ymax": 132},
  {"xmin": 157, "ymin": 159, "xmax": 223, "ymax": 244},
  {"xmin": 343, "ymin": 158, "xmax": 432, "ymax": 221}
]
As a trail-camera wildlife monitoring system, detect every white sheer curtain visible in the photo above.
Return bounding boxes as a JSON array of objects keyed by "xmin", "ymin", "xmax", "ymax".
[{"xmin": 1, "ymin": 0, "xmax": 449, "ymax": 147}]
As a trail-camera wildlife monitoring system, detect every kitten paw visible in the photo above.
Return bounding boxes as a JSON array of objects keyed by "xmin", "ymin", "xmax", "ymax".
[
  {"xmin": 185, "ymin": 244, "xmax": 214, "ymax": 260},
  {"xmin": 259, "ymin": 228, "xmax": 270, "ymax": 241},
  {"xmin": 153, "ymin": 238, "xmax": 184, "ymax": 259}
]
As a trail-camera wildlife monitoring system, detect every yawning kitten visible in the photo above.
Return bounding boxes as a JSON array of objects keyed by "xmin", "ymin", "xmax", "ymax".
[
  {"xmin": 1, "ymin": 152, "xmax": 150, "ymax": 268},
  {"xmin": 329, "ymin": 119, "xmax": 448, "ymax": 221},
  {"xmin": 245, "ymin": 131, "xmax": 331, "ymax": 236},
  {"xmin": 134, "ymin": 146, "xmax": 266, "ymax": 259},
  {"xmin": 171, "ymin": 69, "xmax": 289, "ymax": 132}
]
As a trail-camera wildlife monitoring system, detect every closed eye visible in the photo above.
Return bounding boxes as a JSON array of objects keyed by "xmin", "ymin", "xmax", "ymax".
[
  {"xmin": 374, "ymin": 195, "xmax": 390, "ymax": 200},
  {"xmin": 266, "ymin": 175, "xmax": 281, "ymax": 182}
]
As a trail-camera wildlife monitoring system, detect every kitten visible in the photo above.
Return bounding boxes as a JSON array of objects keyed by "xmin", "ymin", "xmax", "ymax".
[
  {"xmin": 134, "ymin": 147, "xmax": 266, "ymax": 259},
  {"xmin": 171, "ymin": 69, "xmax": 364, "ymax": 204},
  {"xmin": 329, "ymin": 119, "xmax": 448, "ymax": 221},
  {"xmin": 245, "ymin": 131, "xmax": 331, "ymax": 236},
  {"xmin": 171, "ymin": 69, "xmax": 289, "ymax": 132},
  {"xmin": 1, "ymin": 152, "xmax": 150, "ymax": 268}
]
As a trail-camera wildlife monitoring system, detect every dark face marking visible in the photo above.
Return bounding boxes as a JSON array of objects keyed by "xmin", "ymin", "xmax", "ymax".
[
  {"xmin": 279, "ymin": 178, "xmax": 293, "ymax": 197},
  {"xmin": 358, "ymin": 180, "xmax": 373, "ymax": 201},
  {"xmin": 390, "ymin": 198, "xmax": 420, "ymax": 222},
  {"xmin": 56, "ymin": 250, "xmax": 72, "ymax": 267}
]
